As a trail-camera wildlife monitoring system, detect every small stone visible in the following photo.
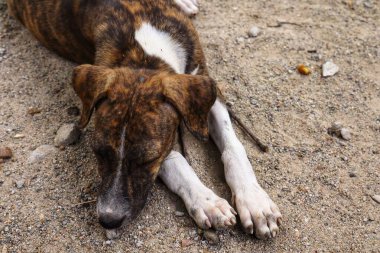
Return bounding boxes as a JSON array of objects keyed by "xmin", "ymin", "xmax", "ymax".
[
  {"xmin": 181, "ymin": 239, "xmax": 193, "ymax": 247},
  {"xmin": 349, "ymin": 172, "xmax": 357, "ymax": 178},
  {"xmin": 39, "ymin": 213, "xmax": 45, "ymax": 223},
  {"xmin": 13, "ymin": 134, "xmax": 25, "ymax": 139},
  {"xmin": 371, "ymin": 195, "xmax": 380, "ymax": 204},
  {"xmin": 0, "ymin": 147, "xmax": 12, "ymax": 159},
  {"xmin": 310, "ymin": 53, "xmax": 322, "ymax": 61},
  {"xmin": 15, "ymin": 179, "xmax": 25, "ymax": 189},
  {"xmin": 136, "ymin": 240, "xmax": 143, "ymax": 247},
  {"xmin": 363, "ymin": 1, "xmax": 373, "ymax": 8},
  {"xmin": 340, "ymin": 128, "xmax": 351, "ymax": 140},
  {"xmin": 2, "ymin": 245, "xmax": 7, "ymax": 253},
  {"xmin": 248, "ymin": 26, "xmax": 260, "ymax": 37},
  {"xmin": 236, "ymin": 37, "xmax": 244, "ymax": 43},
  {"xmin": 27, "ymin": 107, "xmax": 42, "ymax": 115},
  {"xmin": 0, "ymin": 47, "xmax": 5, "ymax": 56},
  {"xmin": 203, "ymin": 230, "xmax": 219, "ymax": 245},
  {"xmin": 322, "ymin": 61, "xmax": 339, "ymax": 77},
  {"xmin": 28, "ymin": 145, "xmax": 58, "ymax": 164},
  {"xmin": 105, "ymin": 240, "xmax": 112, "ymax": 245},
  {"xmin": 297, "ymin": 64, "xmax": 311, "ymax": 75},
  {"xmin": 328, "ymin": 121, "xmax": 343, "ymax": 136},
  {"xmin": 67, "ymin": 106, "xmax": 80, "ymax": 116},
  {"xmin": 54, "ymin": 123, "xmax": 81, "ymax": 147},
  {"xmin": 175, "ymin": 211, "xmax": 185, "ymax": 217}
]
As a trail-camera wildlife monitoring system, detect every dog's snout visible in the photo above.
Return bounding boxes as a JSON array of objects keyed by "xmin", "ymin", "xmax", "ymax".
[{"xmin": 98, "ymin": 212, "xmax": 125, "ymax": 229}]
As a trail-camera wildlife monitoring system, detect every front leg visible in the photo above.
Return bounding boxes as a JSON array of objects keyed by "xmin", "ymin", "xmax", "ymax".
[
  {"xmin": 159, "ymin": 151, "xmax": 236, "ymax": 230},
  {"xmin": 208, "ymin": 99, "xmax": 282, "ymax": 239}
]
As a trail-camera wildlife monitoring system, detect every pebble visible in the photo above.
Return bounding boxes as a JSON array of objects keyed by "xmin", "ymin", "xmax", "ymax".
[
  {"xmin": 67, "ymin": 106, "xmax": 80, "ymax": 116},
  {"xmin": 181, "ymin": 239, "xmax": 193, "ymax": 247},
  {"xmin": 39, "ymin": 213, "xmax": 45, "ymax": 223},
  {"xmin": 236, "ymin": 37, "xmax": 245, "ymax": 43},
  {"xmin": 371, "ymin": 195, "xmax": 380, "ymax": 204},
  {"xmin": 349, "ymin": 172, "xmax": 357, "ymax": 178},
  {"xmin": 27, "ymin": 107, "xmax": 42, "ymax": 115},
  {"xmin": 322, "ymin": 61, "xmax": 339, "ymax": 77},
  {"xmin": 0, "ymin": 147, "xmax": 12, "ymax": 159},
  {"xmin": 175, "ymin": 211, "xmax": 185, "ymax": 217},
  {"xmin": 248, "ymin": 26, "xmax": 260, "ymax": 37},
  {"xmin": 340, "ymin": 128, "xmax": 351, "ymax": 140},
  {"xmin": 15, "ymin": 179, "xmax": 25, "ymax": 189},
  {"xmin": 105, "ymin": 240, "xmax": 112, "ymax": 245},
  {"xmin": 203, "ymin": 230, "xmax": 219, "ymax": 245},
  {"xmin": 363, "ymin": 1, "xmax": 373, "ymax": 8},
  {"xmin": 297, "ymin": 64, "xmax": 311, "ymax": 75},
  {"xmin": 0, "ymin": 47, "xmax": 5, "ymax": 56},
  {"xmin": 136, "ymin": 240, "xmax": 143, "ymax": 247},
  {"xmin": 13, "ymin": 134, "xmax": 25, "ymax": 139},
  {"xmin": 328, "ymin": 122, "xmax": 351, "ymax": 140},
  {"xmin": 54, "ymin": 123, "xmax": 81, "ymax": 147},
  {"xmin": 310, "ymin": 53, "xmax": 322, "ymax": 61},
  {"xmin": 28, "ymin": 145, "xmax": 57, "ymax": 164}
]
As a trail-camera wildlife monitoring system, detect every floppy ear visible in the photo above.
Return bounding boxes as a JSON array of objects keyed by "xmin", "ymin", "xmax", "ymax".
[
  {"xmin": 162, "ymin": 75, "xmax": 217, "ymax": 141},
  {"xmin": 72, "ymin": 64, "xmax": 116, "ymax": 128}
]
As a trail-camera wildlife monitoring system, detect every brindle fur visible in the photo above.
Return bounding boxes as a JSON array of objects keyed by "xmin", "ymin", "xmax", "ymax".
[{"xmin": 7, "ymin": 0, "xmax": 217, "ymax": 225}]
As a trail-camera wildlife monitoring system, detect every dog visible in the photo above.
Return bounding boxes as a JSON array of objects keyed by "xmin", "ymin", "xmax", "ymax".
[{"xmin": 7, "ymin": 0, "xmax": 282, "ymax": 239}]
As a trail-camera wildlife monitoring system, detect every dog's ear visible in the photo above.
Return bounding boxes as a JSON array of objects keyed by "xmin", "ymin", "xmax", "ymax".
[
  {"xmin": 72, "ymin": 64, "xmax": 116, "ymax": 128},
  {"xmin": 162, "ymin": 75, "xmax": 217, "ymax": 141}
]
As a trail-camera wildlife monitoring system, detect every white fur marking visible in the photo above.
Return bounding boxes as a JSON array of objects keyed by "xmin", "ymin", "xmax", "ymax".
[
  {"xmin": 135, "ymin": 22, "xmax": 187, "ymax": 74},
  {"xmin": 191, "ymin": 65, "xmax": 199, "ymax": 75},
  {"xmin": 116, "ymin": 125, "xmax": 127, "ymax": 177}
]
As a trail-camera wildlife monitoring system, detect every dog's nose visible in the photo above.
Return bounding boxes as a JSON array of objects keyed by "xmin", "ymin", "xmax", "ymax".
[{"xmin": 98, "ymin": 213, "xmax": 125, "ymax": 229}]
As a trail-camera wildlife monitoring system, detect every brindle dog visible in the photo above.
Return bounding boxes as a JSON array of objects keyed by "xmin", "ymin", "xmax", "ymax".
[{"xmin": 7, "ymin": 0, "xmax": 282, "ymax": 240}]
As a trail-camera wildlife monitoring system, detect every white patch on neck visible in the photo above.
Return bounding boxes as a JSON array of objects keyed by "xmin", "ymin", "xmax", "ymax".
[{"xmin": 135, "ymin": 22, "xmax": 187, "ymax": 74}]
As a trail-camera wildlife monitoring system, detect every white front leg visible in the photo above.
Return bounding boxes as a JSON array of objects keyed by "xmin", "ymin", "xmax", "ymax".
[
  {"xmin": 159, "ymin": 151, "xmax": 236, "ymax": 230},
  {"xmin": 208, "ymin": 99, "xmax": 282, "ymax": 239}
]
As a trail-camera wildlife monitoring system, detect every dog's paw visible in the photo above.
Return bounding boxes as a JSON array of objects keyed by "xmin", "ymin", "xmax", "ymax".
[
  {"xmin": 174, "ymin": 0, "xmax": 199, "ymax": 16},
  {"xmin": 184, "ymin": 188, "xmax": 237, "ymax": 230},
  {"xmin": 233, "ymin": 186, "xmax": 282, "ymax": 239}
]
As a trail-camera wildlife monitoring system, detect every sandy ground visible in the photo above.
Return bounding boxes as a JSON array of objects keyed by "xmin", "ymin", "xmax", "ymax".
[{"xmin": 0, "ymin": 0, "xmax": 379, "ymax": 252}]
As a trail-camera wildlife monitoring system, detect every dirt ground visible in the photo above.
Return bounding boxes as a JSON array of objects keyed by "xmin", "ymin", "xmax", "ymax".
[{"xmin": 0, "ymin": 0, "xmax": 379, "ymax": 252}]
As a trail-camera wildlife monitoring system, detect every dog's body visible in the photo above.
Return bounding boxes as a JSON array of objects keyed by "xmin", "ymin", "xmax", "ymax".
[{"xmin": 7, "ymin": 0, "xmax": 282, "ymax": 239}]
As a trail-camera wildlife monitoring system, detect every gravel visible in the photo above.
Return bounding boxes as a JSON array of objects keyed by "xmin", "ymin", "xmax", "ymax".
[
  {"xmin": 322, "ymin": 61, "xmax": 339, "ymax": 77},
  {"xmin": 1, "ymin": 1, "xmax": 379, "ymax": 252},
  {"xmin": 248, "ymin": 26, "xmax": 260, "ymax": 37},
  {"xmin": 0, "ymin": 147, "xmax": 12, "ymax": 159},
  {"xmin": 54, "ymin": 123, "xmax": 81, "ymax": 147},
  {"xmin": 28, "ymin": 145, "xmax": 58, "ymax": 164},
  {"xmin": 203, "ymin": 230, "xmax": 219, "ymax": 245}
]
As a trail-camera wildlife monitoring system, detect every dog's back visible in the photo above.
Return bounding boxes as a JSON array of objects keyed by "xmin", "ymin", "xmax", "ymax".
[{"xmin": 7, "ymin": 0, "xmax": 206, "ymax": 73}]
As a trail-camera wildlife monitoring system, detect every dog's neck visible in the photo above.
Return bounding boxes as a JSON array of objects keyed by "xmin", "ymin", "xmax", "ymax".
[
  {"xmin": 92, "ymin": 21, "xmax": 196, "ymax": 75},
  {"xmin": 135, "ymin": 22, "xmax": 187, "ymax": 74}
]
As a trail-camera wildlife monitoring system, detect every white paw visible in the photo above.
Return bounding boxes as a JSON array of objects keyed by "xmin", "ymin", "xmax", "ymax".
[
  {"xmin": 234, "ymin": 186, "xmax": 282, "ymax": 239},
  {"xmin": 174, "ymin": 0, "xmax": 199, "ymax": 16},
  {"xmin": 184, "ymin": 188, "xmax": 237, "ymax": 230}
]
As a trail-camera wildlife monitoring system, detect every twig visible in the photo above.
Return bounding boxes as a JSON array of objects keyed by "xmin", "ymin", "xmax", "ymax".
[
  {"xmin": 178, "ymin": 122, "xmax": 191, "ymax": 165},
  {"xmin": 72, "ymin": 199, "xmax": 96, "ymax": 207},
  {"xmin": 226, "ymin": 107, "xmax": 269, "ymax": 152},
  {"xmin": 267, "ymin": 21, "xmax": 302, "ymax": 28}
]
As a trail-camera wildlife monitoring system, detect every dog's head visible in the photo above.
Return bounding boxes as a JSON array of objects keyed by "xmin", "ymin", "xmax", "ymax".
[{"xmin": 72, "ymin": 64, "xmax": 216, "ymax": 229}]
